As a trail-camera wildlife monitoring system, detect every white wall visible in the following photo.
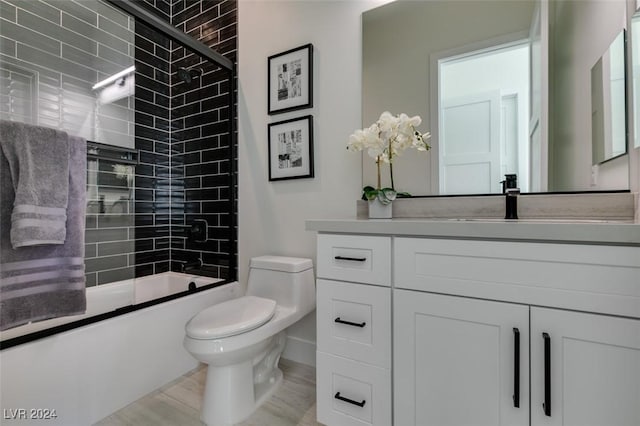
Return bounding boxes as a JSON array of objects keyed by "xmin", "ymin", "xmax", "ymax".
[{"xmin": 237, "ymin": 0, "xmax": 388, "ymax": 366}]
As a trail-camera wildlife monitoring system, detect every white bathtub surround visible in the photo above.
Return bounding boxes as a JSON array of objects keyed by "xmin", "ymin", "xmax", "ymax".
[
  {"xmin": 0, "ymin": 272, "xmax": 223, "ymax": 343},
  {"xmin": 0, "ymin": 276, "xmax": 240, "ymax": 426}
]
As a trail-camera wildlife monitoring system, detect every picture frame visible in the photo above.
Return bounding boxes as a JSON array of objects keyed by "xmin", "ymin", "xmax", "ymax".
[
  {"xmin": 268, "ymin": 115, "xmax": 314, "ymax": 181},
  {"xmin": 268, "ymin": 44, "xmax": 313, "ymax": 115}
]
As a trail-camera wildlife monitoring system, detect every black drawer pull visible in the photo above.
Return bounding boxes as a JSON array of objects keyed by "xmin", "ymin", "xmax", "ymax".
[
  {"xmin": 513, "ymin": 327, "xmax": 520, "ymax": 408},
  {"xmin": 335, "ymin": 317, "xmax": 366, "ymax": 328},
  {"xmin": 334, "ymin": 256, "xmax": 366, "ymax": 262},
  {"xmin": 543, "ymin": 332, "xmax": 551, "ymax": 417},
  {"xmin": 334, "ymin": 392, "xmax": 366, "ymax": 407}
]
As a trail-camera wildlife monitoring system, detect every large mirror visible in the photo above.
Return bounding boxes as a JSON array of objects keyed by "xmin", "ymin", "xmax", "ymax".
[{"xmin": 362, "ymin": 0, "xmax": 634, "ymax": 195}]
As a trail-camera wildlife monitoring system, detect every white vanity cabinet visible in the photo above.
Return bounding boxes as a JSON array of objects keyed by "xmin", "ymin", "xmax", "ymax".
[
  {"xmin": 394, "ymin": 237, "xmax": 640, "ymax": 426},
  {"xmin": 315, "ymin": 234, "xmax": 392, "ymax": 426},
  {"xmin": 529, "ymin": 308, "xmax": 640, "ymax": 426},
  {"xmin": 312, "ymin": 227, "xmax": 640, "ymax": 426},
  {"xmin": 394, "ymin": 290, "xmax": 530, "ymax": 426},
  {"xmin": 394, "ymin": 292, "xmax": 640, "ymax": 426}
]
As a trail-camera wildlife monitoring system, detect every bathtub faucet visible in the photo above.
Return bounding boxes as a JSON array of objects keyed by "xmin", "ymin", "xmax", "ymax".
[{"xmin": 180, "ymin": 258, "xmax": 202, "ymax": 273}]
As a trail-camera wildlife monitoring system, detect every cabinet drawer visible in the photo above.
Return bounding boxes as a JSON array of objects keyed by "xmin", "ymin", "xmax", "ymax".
[
  {"xmin": 317, "ymin": 234, "xmax": 391, "ymax": 286},
  {"xmin": 394, "ymin": 237, "xmax": 640, "ymax": 318},
  {"xmin": 317, "ymin": 351, "xmax": 391, "ymax": 426},
  {"xmin": 317, "ymin": 279, "xmax": 391, "ymax": 368}
]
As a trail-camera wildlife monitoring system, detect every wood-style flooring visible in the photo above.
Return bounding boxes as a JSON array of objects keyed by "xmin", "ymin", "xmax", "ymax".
[{"xmin": 95, "ymin": 359, "xmax": 320, "ymax": 426}]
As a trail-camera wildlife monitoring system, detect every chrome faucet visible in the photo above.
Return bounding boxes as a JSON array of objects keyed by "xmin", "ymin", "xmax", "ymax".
[{"xmin": 505, "ymin": 188, "xmax": 520, "ymax": 220}]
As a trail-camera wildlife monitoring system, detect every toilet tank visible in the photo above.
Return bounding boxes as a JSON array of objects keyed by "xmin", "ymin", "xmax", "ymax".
[{"xmin": 247, "ymin": 256, "xmax": 315, "ymax": 315}]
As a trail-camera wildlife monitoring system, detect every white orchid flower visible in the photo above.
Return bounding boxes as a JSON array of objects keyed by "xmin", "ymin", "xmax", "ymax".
[
  {"xmin": 347, "ymin": 129, "xmax": 367, "ymax": 151},
  {"xmin": 347, "ymin": 111, "xmax": 431, "ymax": 192}
]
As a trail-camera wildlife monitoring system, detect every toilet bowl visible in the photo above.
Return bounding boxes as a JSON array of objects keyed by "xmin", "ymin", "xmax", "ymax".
[{"xmin": 183, "ymin": 256, "xmax": 315, "ymax": 426}]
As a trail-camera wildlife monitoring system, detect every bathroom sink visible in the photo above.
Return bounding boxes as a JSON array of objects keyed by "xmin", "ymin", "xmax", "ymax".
[{"xmin": 445, "ymin": 218, "xmax": 615, "ymax": 223}]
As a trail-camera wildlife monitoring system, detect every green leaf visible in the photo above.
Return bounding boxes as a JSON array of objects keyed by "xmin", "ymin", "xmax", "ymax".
[
  {"xmin": 397, "ymin": 191, "xmax": 412, "ymax": 198},
  {"xmin": 377, "ymin": 192, "xmax": 391, "ymax": 205},
  {"xmin": 362, "ymin": 186, "xmax": 379, "ymax": 201},
  {"xmin": 381, "ymin": 188, "xmax": 397, "ymax": 202}
]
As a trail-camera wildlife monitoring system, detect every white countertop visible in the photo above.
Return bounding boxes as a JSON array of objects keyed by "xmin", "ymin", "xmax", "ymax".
[{"xmin": 306, "ymin": 218, "xmax": 640, "ymax": 246}]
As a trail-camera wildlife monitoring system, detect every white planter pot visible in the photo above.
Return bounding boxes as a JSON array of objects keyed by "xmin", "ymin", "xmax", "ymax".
[{"xmin": 368, "ymin": 199, "xmax": 392, "ymax": 219}]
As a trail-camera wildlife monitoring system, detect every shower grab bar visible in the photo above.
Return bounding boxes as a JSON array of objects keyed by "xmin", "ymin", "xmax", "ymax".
[{"xmin": 87, "ymin": 141, "xmax": 138, "ymax": 165}]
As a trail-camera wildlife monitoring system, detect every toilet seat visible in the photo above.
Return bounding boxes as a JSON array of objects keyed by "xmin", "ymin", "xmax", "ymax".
[{"xmin": 186, "ymin": 296, "xmax": 277, "ymax": 340}]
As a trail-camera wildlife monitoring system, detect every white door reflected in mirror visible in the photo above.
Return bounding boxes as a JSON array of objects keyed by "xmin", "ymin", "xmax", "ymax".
[{"xmin": 439, "ymin": 42, "xmax": 530, "ymax": 194}]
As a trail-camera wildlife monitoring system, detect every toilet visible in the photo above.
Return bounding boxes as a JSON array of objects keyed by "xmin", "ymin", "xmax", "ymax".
[{"xmin": 183, "ymin": 256, "xmax": 316, "ymax": 426}]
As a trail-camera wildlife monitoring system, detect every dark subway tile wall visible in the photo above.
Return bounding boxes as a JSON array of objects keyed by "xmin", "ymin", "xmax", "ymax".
[
  {"xmin": 1, "ymin": 0, "xmax": 237, "ymax": 286},
  {"xmin": 169, "ymin": 0, "xmax": 237, "ymax": 280},
  {"xmin": 118, "ymin": 0, "xmax": 236, "ymax": 283},
  {"xmin": 126, "ymin": 4, "xmax": 173, "ymax": 280}
]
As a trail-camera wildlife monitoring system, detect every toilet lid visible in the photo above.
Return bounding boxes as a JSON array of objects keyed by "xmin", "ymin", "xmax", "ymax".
[{"xmin": 186, "ymin": 296, "xmax": 277, "ymax": 339}]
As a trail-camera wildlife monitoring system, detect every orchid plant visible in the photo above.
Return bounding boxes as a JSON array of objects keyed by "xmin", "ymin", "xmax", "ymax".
[{"xmin": 347, "ymin": 111, "xmax": 431, "ymax": 204}]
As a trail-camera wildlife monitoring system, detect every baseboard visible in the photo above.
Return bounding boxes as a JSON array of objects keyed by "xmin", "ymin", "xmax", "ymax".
[{"xmin": 282, "ymin": 335, "xmax": 316, "ymax": 367}]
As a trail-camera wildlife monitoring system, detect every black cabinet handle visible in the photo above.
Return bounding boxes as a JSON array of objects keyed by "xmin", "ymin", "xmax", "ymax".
[
  {"xmin": 513, "ymin": 327, "xmax": 520, "ymax": 408},
  {"xmin": 543, "ymin": 332, "xmax": 551, "ymax": 417},
  {"xmin": 335, "ymin": 317, "xmax": 366, "ymax": 328},
  {"xmin": 334, "ymin": 256, "xmax": 366, "ymax": 262},
  {"xmin": 334, "ymin": 392, "xmax": 366, "ymax": 407}
]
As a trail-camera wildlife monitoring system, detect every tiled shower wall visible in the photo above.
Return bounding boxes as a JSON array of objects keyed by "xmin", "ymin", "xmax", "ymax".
[
  {"xmin": 0, "ymin": 0, "xmax": 140, "ymax": 286},
  {"xmin": 170, "ymin": 0, "xmax": 237, "ymax": 279},
  {"xmin": 80, "ymin": 9, "xmax": 175, "ymax": 286},
  {"xmin": 130, "ymin": 14, "xmax": 173, "ymax": 280},
  {"xmin": 0, "ymin": 0, "xmax": 136, "ymax": 147},
  {"xmin": 0, "ymin": 0, "xmax": 237, "ymax": 285},
  {"xmin": 130, "ymin": 0, "xmax": 237, "ymax": 280}
]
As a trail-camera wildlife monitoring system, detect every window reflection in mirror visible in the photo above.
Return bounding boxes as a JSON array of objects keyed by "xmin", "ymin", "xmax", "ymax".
[{"xmin": 591, "ymin": 30, "xmax": 627, "ymax": 165}]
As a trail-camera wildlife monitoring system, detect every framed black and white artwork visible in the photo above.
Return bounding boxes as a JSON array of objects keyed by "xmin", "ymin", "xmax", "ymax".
[
  {"xmin": 268, "ymin": 115, "xmax": 314, "ymax": 181},
  {"xmin": 268, "ymin": 44, "xmax": 313, "ymax": 115}
]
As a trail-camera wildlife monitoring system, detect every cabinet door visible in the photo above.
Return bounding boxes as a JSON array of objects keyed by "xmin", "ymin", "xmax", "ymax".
[
  {"xmin": 531, "ymin": 307, "xmax": 640, "ymax": 426},
  {"xmin": 394, "ymin": 290, "xmax": 529, "ymax": 426}
]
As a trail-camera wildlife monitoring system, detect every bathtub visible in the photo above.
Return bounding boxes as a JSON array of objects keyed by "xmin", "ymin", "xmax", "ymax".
[{"xmin": 0, "ymin": 273, "xmax": 241, "ymax": 425}]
